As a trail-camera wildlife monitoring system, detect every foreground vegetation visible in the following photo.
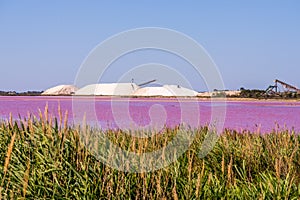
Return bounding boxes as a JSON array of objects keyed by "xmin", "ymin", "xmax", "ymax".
[{"xmin": 0, "ymin": 112, "xmax": 300, "ymax": 199}]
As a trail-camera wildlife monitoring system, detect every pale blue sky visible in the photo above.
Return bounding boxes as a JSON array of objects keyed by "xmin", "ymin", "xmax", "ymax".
[{"xmin": 0, "ymin": 1, "xmax": 299, "ymax": 91}]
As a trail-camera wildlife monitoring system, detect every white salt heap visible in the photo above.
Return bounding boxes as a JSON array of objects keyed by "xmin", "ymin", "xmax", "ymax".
[
  {"xmin": 132, "ymin": 87, "xmax": 174, "ymax": 96},
  {"xmin": 42, "ymin": 85, "xmax": 78, "ymax": 95},
  {"xmin": 132, "ymin": 85, "xmax": 198, "ymax": 97},
  {"xmin": 74, "ymin": 83, "xmax": 198, "ymax": 97},
  {"xmin": 75, "ymin": 83, "xmax": 139, "ymax": 96},
  {"xmin": 163, "ymin": 85, "xmax": 198, "ymax": 96}
]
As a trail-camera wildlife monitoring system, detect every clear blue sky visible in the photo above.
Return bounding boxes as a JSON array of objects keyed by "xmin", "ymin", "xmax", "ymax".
[{"xmin": 0, "ymin": 1, "xmax": 299, "ymax": 91}]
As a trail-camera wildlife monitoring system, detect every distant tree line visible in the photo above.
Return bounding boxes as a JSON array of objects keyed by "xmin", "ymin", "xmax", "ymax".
[{"xmin": 0, "ymin": 91, "xmax": 43, "ymax": 96}]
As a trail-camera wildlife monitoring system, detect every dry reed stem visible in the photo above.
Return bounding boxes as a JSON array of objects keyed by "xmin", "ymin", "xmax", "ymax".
[
  {"xmin": 227, "ymin": 155, "xmax": 233, "ymax": 186},
  {"xmin": 275, "ymin": 158, "xmax": 282, "ymax": 180},
  {"xmin": 286, "ymin": 174, "xmax": 295, "ymax": 200},
  {"xmin": 188, "ymin": 151, "xmax": 193, "ymax": 182},
  {"xmin": 44, "ymin": 102, "xmax": 48, "ymax": 122},
  {"xmin": 9, "ymin": 113, "xmax": 13, "ymax": 131},
  {"xmin": 221, "ymin": 153, "xmax": 225, "ymax": 176},
  {"xmin": 172, "ymin": 182, "xmax": 178, "ymax": 200},
  {"xmin": 63, "ymin": 110, "xmax": 68, "ymax": 132},
  {"xmin": 22, "ymin": 159, "xmax": 30, "ymax": 198},
  {"xmin": 156, "ymin": 174, "xmax": 162, "ymax": 197},
  {"xmin": 196, "ymin": 161, "xmax": 205, "ymax": 197},
  {"xmin": 1, "ymin": 131, "xmax": 17, "ymax": 187},
  {"xmin": 58, "ymin": 102, "xmax": 62, "ymax": 128},
  {"xmin": 195, "ymin": 171, "xmax": 201, "ymax": 197}
]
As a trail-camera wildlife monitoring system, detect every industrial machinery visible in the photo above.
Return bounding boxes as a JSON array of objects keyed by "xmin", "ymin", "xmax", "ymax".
[
  {"xmin": 265, "ymin": 85, "xmax": 278, "ymax": 95},
  {"xmin": 137, "ymin": 79, "xmax": 157, "ymax": 87},
  {"xmin": 265, "ymin": 79, "xmax": 300, "ymax": 95},
  {"xmin": 131, "ymin": 78, "xmax": 157, "ymax": 87}
]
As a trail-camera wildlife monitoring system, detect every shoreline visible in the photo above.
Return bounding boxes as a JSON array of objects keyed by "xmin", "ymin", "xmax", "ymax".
[{"xmin": 0, "ymin": 95, "xmax": 299, "ymax": 102}]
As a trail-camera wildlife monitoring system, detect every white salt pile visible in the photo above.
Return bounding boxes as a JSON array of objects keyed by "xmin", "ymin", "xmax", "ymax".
[
  {"xmin": 42, "ymin": 85, "xmax": 78, "ymax": 95},
  {"xmin": 132, "ymin": 87, "xmax": 174, "ymax": 96},
  {"xmin": 132, "ymin": 85, "xmax": 198, "ymax": 97},
  {"xmin": 75, "ymin": 83, "xmax": 139, "ymax": 96}
]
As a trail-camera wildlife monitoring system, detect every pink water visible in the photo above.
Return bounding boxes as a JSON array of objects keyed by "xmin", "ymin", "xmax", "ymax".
[{"xmin": 0, "ymin": 96, "xmax": 299, "ymax": 133}]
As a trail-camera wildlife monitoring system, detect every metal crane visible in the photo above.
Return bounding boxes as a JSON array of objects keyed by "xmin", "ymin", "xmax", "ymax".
[
  {"xmin": 274, "ymin": 79, "xmax": 300, "ymax": 94},
  {"xmin": 265, "ymin": 79, "xmax": 300, "ymax": 95},
  {"xmin": 137, "ymin": 79, "xmax": 157, "ymax": 87}
]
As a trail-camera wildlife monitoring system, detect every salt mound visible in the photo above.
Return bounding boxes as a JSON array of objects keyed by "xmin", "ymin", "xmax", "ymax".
[
  {"xmin": 42, "ymin": 85, "xmax": 78, "ymax": 95},
  {"xmin": 75, "ymin": 83, "xmax": 139, "ymax": 96},
  {"xmin": 132, "ymin": 87, "xmax": 174, "ymax": 96},
  {"xmin": 75, "ymin": 83, "xmax": 198, "ymax": 97},
  {"xmin": 132, "ymin": 85, "xmax": 197, "ymax": 97},
  {"xmin": 163, "ymin": 85, "xmax": 198, "ymax": 96}
]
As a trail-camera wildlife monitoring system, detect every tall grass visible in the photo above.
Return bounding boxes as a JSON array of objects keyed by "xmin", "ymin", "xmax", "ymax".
[{"xmin": 0, "ymin": 110, "xmax": 299, "ymax": 199}]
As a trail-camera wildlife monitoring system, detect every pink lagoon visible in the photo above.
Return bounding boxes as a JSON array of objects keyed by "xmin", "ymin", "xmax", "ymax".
[{"xmin": 0, "ymin": 96, "xmax": 299, "ymax": 133}]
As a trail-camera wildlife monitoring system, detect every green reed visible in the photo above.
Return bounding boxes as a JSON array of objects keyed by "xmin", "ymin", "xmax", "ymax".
[{"xmin": 0, "ymin": 110, "xmax": 299, "ymax": 199}]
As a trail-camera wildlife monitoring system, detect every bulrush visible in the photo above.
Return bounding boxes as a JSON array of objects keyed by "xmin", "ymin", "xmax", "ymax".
[{"xmin": 0, "ymin": 109, "xmax": 299, "ymax": 199}]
